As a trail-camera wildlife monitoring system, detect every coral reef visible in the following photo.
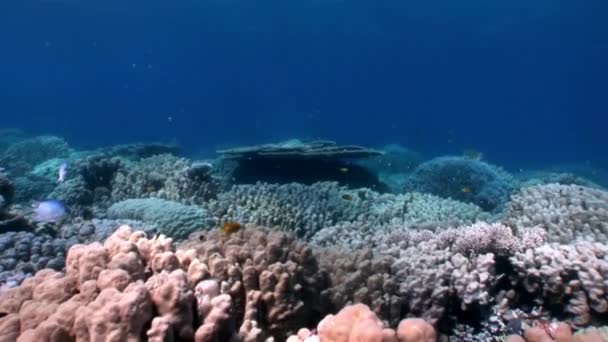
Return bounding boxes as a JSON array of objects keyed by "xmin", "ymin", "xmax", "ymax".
[
  {"xmin": 315, "ymin": 247, "xmax": 403, "ymax": 326},
  {"xmin": 508, "ymin": 242, "xmax": 608, "ymax": 326},
  {"xmin": 504, "ymin": 184, "xmax": 608, "ymax": 243},
  {"xmin": 206, "ymin": 182, "xmax": 490, "ymax": 241},
  {"xmin": 179, "ymin": 227, "xmax": 328, "ymax": 339},
  {"xmin": 58, "ymin": 218, "xmax": 157, "ymax": 243},
  {"xmin": 404, "ymin": 156, "xmax": 517, "ymax": 212},
  {"xmin": 111, "ymin": 154, "xmax": 219, "ymax": 204},
  {"xmin": 0, "ymin": 226, "xmax": 330, "ymax": 341},
  {"xmin": 0, "ymin": 231, "xmax": 69, "ymax": 288},
  {"xmin": 518, "ymin": 170, "xmax": 604, "ymax": 189},
  {"xmin": 107, "ymin": 198, "xmax": 214, "ymax": 239},
  {"xmin": 387, "ymin": 223, "xmax": 545, "ymax": 324},
  {"xmin": 0, "ymin": 136, "xmax": 71, "ymax": 177},
  {"xmin": 310, "ymin": 192, "xmax": 492, "ymax": 248},
  {"xmin": 3, "ymin": 134, "xmax": 608, "ymax": 340},
  {"xmin": 11, "ymin": 175, "xmax": 55, "ymax": 203}
]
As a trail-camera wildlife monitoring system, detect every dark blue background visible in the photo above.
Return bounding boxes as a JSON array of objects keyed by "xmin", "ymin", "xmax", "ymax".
[{"xmin": 1, "ymin": 0, "xmax": 606, "ymax": 169}]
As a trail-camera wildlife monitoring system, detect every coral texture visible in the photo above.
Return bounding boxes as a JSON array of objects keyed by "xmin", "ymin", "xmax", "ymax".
[
  {"xmin": 404, "ymin": 156, "xmax": 517, "ymax": 212},
  {"xmin": 207, "ymin": 182, "xmax": 490, "ymax": 241},
  {"xmin": 287, "ymin": 304, "xmax": 436, "ymax": 342},
  {"xmin": 0, "ymin": 136, "xmax": 71, "ymax": 176},
  {"xmin": 111, "ymin": 154, "xmax": 219, "ymax": 204},
  {"xmin": 107, "ymin": 198, "xmax": 214, "ymax": 239},
  {"xmin": 504, "ymin": 184, "xmax": 608, "ymax": 243},
  {"xmin": 509, "ymin": 242, "xmax": 608, "ymax": 326},
  {"xmin": 0, "ymin": 225, "xmax": 331, "ymax": 341}
]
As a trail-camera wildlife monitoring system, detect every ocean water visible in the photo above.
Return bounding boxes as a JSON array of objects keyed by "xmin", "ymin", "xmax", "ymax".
[
  {"xmin": 1, "ymin": 0, "xmax": 608, "ymax": 340},
  {"xmin": 1, "ymin": 0, "xmax": 607, "ymax": 170}
]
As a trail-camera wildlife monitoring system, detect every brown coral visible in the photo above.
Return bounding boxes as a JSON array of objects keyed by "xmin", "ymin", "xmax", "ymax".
[
  {"xmin": 0, "ymin": 225, "xmax": 330, "ymax": 341},
  {"xmin": 179, "ymin": 227, "xmax": 328, "ymax": 340},
  {"xmin": 315, "ymin": 247, "xmax": 402, "ymax": 326}
]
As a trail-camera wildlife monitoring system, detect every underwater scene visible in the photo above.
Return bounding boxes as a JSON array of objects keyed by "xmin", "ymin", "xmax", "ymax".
[{"xmin": 1, "ymin": 0, "xmax": 608, "ymax": 341}]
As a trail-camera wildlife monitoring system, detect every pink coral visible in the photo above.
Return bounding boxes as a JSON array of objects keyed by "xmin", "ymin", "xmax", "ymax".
[
  {"xmin": 288, "ymin": 304, "xmax": 435, "ymax": 342},
  {"xmin": 0, "ymin": 225, "xmax": 330, "ymax": 341}
]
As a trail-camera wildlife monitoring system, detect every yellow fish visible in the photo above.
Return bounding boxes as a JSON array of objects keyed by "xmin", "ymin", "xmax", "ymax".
[
  {"xmin": 341, "ymin": 194, "xmax": 353, "ymax": 201},
  {"xmin": 220, "ymin": 221, "xmax": 242, "ymax": 236},
  {"xmin": 461, "ymin": 187, "xmax": 472, "ymax": 193},
  {"xmin": 339, "ymin": 167, "xmax": 349, "ymax": 173}
]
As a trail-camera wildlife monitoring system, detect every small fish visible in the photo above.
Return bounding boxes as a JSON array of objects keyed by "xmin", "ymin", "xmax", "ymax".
[
  {"xmin": 57, "ymin": 161, "xmax": 68, "ymax": 183},
  {"xmin": 461, "ymin": 187, "xmax": 472, "ymax": 193},
  {"xmin": 339, "ymin": 167, "xmax": 349, "ymax": 173},
  {"xmin": 153, "ymin": 231, "xmax": 161, "ymax": 240},
  {"xmin": 32, "ymin": 200, "xmax": 68, "ymax": 223},
  {"xmin": 220, "ymin": 221, "xmax": 242, "ymax": 236},
  {"xmin": 341, "ymin": 194, "xmax": 353, "ymax": 201}
]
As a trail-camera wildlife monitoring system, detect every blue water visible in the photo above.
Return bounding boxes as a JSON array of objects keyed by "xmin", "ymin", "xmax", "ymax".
[{"xmin": 1, "ymin": 0, "xmax": 606, "ymax": 169}]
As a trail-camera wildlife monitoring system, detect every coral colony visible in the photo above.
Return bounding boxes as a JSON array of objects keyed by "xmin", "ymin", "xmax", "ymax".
[{"xmin": 1, "ymin": 134, "xmax": 608, "ymax": 341}]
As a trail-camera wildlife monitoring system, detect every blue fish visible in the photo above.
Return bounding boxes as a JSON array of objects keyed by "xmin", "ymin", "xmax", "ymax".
[{"xmin": 32, "ymin": 200, "xmax": 68, "ymax": 223}]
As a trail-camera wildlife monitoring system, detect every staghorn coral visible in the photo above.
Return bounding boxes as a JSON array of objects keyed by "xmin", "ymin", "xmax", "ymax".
[
  {"xmin": 404, "ymin": 156, "xmax": 517, "ymax": 212},
  {"xmin": 107, "ymin": 198, "xmax": 215, "ymax": 239},
  {"xmin": 111, "ymin": 154, "xmax": 219, "ymax": 204},
  {"xmin": 503, "ymin": 184, "xmax": 608, "ymax": 244}
]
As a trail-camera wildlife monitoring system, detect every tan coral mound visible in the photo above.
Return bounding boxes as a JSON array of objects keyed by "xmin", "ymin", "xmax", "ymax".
[
  {"xmin": 0, "ymin": 225, "xmax": 328, "ymax": 341},
  {"xmin": 287, "ymin": 304, "xmax": 436, "ymax": 342}
]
